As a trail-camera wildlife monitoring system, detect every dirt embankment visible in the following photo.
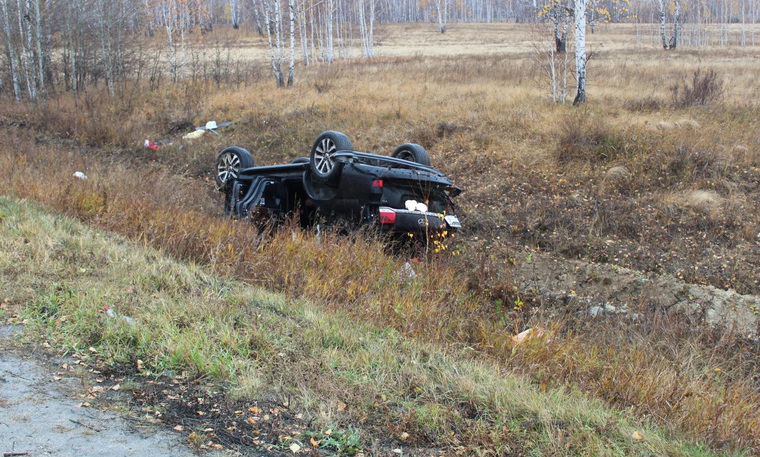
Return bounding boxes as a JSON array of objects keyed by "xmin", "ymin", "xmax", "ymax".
[{"xmin": 514, "ymin": 252, "xmax": 760, "ymax": 335}]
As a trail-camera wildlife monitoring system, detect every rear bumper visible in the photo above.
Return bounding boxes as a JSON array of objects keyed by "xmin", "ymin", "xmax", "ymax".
[{"xmin": 376, "ymin": 206, "xmax": 461, "ymax": 233}]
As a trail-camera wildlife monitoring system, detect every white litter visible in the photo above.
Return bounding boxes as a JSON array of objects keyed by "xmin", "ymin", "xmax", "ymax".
[
  {"xmin": 104, "ymin": 306, "xmax": 134, "ymax": 324},
  {"xmin": 183, "ymin": 129, "xmax": 205, "ymax": 140},
  {"xmin": 73, "ymin": 171, "xmax": 88, "ymax": 180},
  {"xmin": 402, "ymin": 262, "xmax": 417, "ymax": 280}
]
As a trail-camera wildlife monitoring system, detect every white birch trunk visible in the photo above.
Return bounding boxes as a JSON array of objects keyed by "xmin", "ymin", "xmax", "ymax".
[
  {"xmin": 572, "ymin": 0, "xmax": 587, "ymax": 106},
  {"xmin": 1, "ymin": 0, "xmax": 20, "ymax": 101},
  {"xmin": 434, "ymin": 0, "xmax": 447, "ymax": 33},
  {"xmin": 230, "ymin": 0, "xmax": 240, "ymax": 28},
  {"xmin": 288, "ymin": 0, "xmax": 295, "ymax": 86},
  {"xmin": 672, "ymin": 0, "xmax": 679, "ymax": 49},
  {"xmin": 16, "ymin": 0, "xmax": 35, "ymax": 99},
  {"xmin": 326, "ymin": 0, "xmax": 334, "ymax": 63},
  {"xmin": 297, "ymin": 0, "xmax": 308, "ymax": 64},
  {"xmin": 32, "ymin": 0, "xmax": 43, "ymax": 97},
  {"xmin": 264, "ymin": 0, "xmax": 283, "ymax": 86},
  {"xmin": 657, "ymin": 0, "xmax": 669, "ymax": 49}
]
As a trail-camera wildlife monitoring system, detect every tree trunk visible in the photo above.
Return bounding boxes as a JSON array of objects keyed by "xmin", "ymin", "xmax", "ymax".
[
  {"xmin": 230, "ymin": 0, "xmax": 240, "ymax": 28},
  {"xmin": 671, "ymin": 0, "xmax": 679, "ymax": 49},
  {"xmin": 287, "ymin": 0, "xmax": 295, "ymax": 86},
  {"xmin": 658, "ymin": 0, "xmax": 669, "ymax": 49},
  {"xmin": 572, "ymin": 0, "xmax": 587, "ymax": 106},
  {"xmin": 32, "ymin": 0, "xmax": 44, "ymax": 98},
  {"xmin": 264, "ymin": 0, "xmax": 283, "ymax": 86},
  {"xmin": 1, "ymin": 0, "xmax": 21, "ymax": 101}
]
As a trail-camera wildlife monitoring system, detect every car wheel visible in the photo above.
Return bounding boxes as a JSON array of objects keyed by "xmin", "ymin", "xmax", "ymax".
[
  {"xmin": 215, "ymin": 146, "xmax": 254, "ymax": 190},
  {"xmin": 310, "ymin": 131, "xmax": 352, "ymax": 181},
  {"xmin": 392, "ymin": 143, "xmax": 431, "ymax": 166}
]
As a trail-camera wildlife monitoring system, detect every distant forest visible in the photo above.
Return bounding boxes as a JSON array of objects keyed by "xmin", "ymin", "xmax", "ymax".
[{"xmin": 1, "ymin": 0, "xmax": 757, "ymax": 100}]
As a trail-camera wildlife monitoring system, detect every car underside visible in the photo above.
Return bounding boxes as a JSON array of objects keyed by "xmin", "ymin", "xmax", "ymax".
[{"xmin": 215, "ymin": 131, "xmax": 461, "ymax": 237}]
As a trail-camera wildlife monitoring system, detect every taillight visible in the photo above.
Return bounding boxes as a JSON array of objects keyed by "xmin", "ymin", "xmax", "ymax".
[
  {"xmin": 379, "ymin": 208, "xmax": 396, "ymax": 225},
  {"xmin": 372, "ymin": 179, "xmax": 383, "ymax": 188}
]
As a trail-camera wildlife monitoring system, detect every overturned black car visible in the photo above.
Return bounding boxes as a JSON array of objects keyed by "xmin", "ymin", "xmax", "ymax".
[{"xmin": 215, "ymin": 131, "xmax": 461, "ymax": 236}]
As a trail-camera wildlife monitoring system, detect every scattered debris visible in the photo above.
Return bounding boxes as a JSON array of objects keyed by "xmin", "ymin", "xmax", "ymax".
[
  {"xmin": 183, "ymin": 130, "xmax": 206, "ymax": 141},
  {"xmin": 103, "ymin": 306, "xmax": 134, "ymax": 324},
  {"xmin": 73, "ymin": 171, "xmax": 87, "ymax": 180},
  {"xmin": 511, "ymin": 327, "xmax": 546, "ymax": 345},
  {"xmin": 196, "ymin": 120, "xmax": 232, "ymax": 135},
  {"xmin": 144, "ymin": 139, "xmax": 161, "ymax": 150},
  {"xmin": 144, "ymin": 139, "xmax": 173, "ymax": 150},
  {"xmin": 402, "ymin": 261, "xmax": 417, "ymax": 281},
  {"xmin": 588, "ymin": 304, "xmax": 620, "ymax": 317}
]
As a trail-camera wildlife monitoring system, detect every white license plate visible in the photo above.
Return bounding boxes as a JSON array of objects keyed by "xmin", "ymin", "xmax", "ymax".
[{"xmin": 444, "ymin": 215, "xmax": 461, "ymax": 228}]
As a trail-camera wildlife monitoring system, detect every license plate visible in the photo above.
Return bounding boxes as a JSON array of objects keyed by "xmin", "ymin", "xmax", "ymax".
[{"xmin": 444, "ymin": 215, "xmax": 461, "ymax": 228}]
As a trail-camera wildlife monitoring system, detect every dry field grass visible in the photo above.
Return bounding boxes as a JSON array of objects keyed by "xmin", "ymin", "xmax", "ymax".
[{"xmin": 2, "ymin": 22, "xmax": 760, "ymax": 455}]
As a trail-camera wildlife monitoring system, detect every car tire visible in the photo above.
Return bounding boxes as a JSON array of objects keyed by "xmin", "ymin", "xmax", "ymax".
[
  {"xmin": 216, "ymin": 146, "xmax": 254, "ymax": 190},
  {"xmin": 310, "ymin": 131, "xmax": 353, "ymax": 181},
  {"xmin": 392, "ymin": 143, "xmax": 431, "ymax": 166}
]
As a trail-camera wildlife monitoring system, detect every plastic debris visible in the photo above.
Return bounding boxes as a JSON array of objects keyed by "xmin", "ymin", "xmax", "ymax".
[
  {"xmin": 195, "ymin": 120, "xmax": 232, "ymax": 136},
  {"xmin": 144, "ymin": 139, "xmax": 161, "ymax": 150},
  {"xmin": 183, "ymin": 129, "xmax": 206, "ymax": 140},
  {"xmin": 511, "ymin": 327, "xmax": 546, "ymax": 345},
  {"xmin": 103, "ymin": 306, "xmax": 134, "ymax": 324},
  {"xmin": 402, "ymin": 261, "xmax": 417, "ymax": 281},
  {"xmin": 73, "ymin": 171, "xmax": 88, "ymax": 180},
  {"xmin": 144, "ymin": 138, "xmax": 174, "ymax": 150}
]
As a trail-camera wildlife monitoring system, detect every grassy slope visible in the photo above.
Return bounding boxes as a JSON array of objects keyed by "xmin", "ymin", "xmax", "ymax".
[{"xmin": 0, "ymin": 195, "xmax": 727, "ymax": 456}]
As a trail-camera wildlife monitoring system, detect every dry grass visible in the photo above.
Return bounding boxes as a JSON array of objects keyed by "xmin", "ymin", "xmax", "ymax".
[{"xmin": 2, "ymin": 23, "xmax": 760, "ymax": 455}]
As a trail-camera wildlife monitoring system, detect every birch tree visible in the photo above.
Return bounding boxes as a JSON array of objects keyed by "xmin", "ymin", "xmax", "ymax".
[
  {"xmin": 288, "ymin": 0, "xmax": 295, "ymax": 85},
  {"xmin": 229, "ymin": 0, "xmax": 241, "ymax": 28},
  {"xmin": 264, "ymin": 0, "xmax": 284, "ymax": 86},
  {"xmin": 657, "ymin": 0, "xmax": 680, "ymax": 49},
  {"xmin": 573, "ymin": 0, "xmax": 588, "ymax": 105},
  {"xmin": 433, "ymin": 0, "xmax": 448, "ymax": 32},
  {"xmin": 358, "ymin": 0, "xmax": 375, "ymax": 57},
  {"xmin": 0, "ymin": 0, "xmax": 20, "ymax": 101}
]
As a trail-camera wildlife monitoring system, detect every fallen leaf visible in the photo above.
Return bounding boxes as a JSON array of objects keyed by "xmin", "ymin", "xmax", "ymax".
[
  {"xmin": 197, "ymin": 411, "xmax": 206, "ymax": 416},
  {"xmin": 337, "ymin": 401, "xmax": 347, "ymax": 412},
  {"xmin": 400, "ymin": 432, "xmax": 410, "ymax": 440},
  {"xmin": 310, "ymin": 437, "xmax": 320, "ymax": 447},
  {"xmin": 632, "ymin": 431, "xmax": 644, "ymax": 441},
  {"xmin": 174, "ymin": 425, "xmax": 184, "ymax": 431},
  {"xmin": 111, "ymin": 384, "xmax": 121, "ymax": 391}
]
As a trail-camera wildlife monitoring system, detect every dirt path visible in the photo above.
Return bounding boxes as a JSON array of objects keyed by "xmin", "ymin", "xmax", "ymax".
[{"xmin": 0, "ymin": 325, "xmax": 228, "ymax": 457}]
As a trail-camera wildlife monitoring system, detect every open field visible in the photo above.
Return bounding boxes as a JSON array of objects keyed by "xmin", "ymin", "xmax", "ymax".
[{"xmin": 2, "ymin": 23, "xmax": 760, "ymax": 455}]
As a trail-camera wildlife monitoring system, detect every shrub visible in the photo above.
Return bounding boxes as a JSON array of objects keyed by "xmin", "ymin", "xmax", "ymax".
[{"xmin": 671, "ymin": 69, "xmax": 723, "ymax": 108}]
